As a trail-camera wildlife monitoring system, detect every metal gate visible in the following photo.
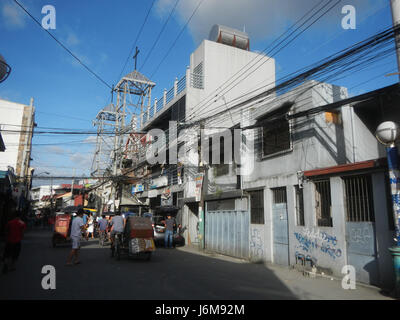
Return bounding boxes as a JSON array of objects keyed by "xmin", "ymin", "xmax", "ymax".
[
  {"xmin": 344, "ymin": 175, "xmax": 379, "ymax": 285},
  {"xmin": 272, "ymin": 188, "xmax": 289, "ymax": 266},
  {"xmin": 205, "ymin": 210, "xmax": 249, "ymax": 259}
]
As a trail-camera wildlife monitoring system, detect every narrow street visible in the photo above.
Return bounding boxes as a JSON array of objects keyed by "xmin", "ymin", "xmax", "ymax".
[{"xmin": 0, "ymin": 229, "xmax": 391, "ymax": 300}]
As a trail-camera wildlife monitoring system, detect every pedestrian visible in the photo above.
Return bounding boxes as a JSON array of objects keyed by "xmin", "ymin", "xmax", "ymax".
[
  {"xmin": 66, "ymin": 208, "xmax": 85, "ymax": 266},
  {"xmin": 87, "ymin": 213, "xmax": 94, "ymax": 240},
  {"xmin": 164, "ymin": 215, "xmax": 176, "ymax": 249},
  {"xmin": 97, "ymin": 215, "xmax": 108, "ymax": 242},
  {"xmin": 109, "ymin": 212, "xmax": 125, "ymax": 257},
  {"xmin": 2, "ymin": 210, "xmax": 27, "ymax": 274},
  {"xmin": 82, "ymin": 211, "xmax": 88, "ymax": 240}
]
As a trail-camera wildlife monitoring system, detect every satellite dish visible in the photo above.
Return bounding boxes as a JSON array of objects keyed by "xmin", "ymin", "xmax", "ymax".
[{"xmin": 0, "ymin": 55, "xmax": 11, "ymax": 83}]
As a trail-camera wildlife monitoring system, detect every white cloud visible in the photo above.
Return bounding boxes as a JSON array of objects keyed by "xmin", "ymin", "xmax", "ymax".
[
  {"xmin": 155, "ymin": 0, "xmax": 386, "ymax": 44},
  {"xmin": 1, "ymin": 2, "xmax": 26, "ymax": 29},
  {"xmin": 45, "ymin": 146, "xmax": 70, "ymax": 155},
  {"xmin": 65, "ymin": 32, "xmax": 81, "ymax": 47},
  {"xmin": 70, "ymin": 152, "xmax": 93, "ymax": 171}
]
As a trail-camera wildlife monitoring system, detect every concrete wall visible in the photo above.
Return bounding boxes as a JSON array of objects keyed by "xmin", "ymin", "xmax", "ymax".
[
  {"xmin": 289, "ymin": 178, "xmax": 347, "ymax": 276},
  {"xmin": 186, "ymin": 39, "xmax": 275, "ymax": 127},
  {"xmin": 0, "ymin": 99, "xmax": 34, "ymax": 178},
  {"xmin": 0, "ymin": 99, "xmax": 25, "ymax": 172}
]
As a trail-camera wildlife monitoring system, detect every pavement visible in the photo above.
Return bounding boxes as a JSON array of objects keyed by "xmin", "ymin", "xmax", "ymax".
[{"xmin": 0, "ymin": 228, "xmax": 394, "ymax": 300}]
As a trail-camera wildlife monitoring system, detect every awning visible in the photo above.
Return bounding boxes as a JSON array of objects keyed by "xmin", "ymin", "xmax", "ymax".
[{"xmin": 303, "ymin": 158, "xmax": 386, "ymax": 178}]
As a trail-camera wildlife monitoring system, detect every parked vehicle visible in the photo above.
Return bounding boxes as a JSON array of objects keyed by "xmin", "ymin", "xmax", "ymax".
[
  {"xmin": 112, "ymin": 215, "xmax": 155, "ymax": 261},
  {"xmin": 52, "ymin": 213, "xmax": 72, "ymax": 247},
  {"xmin": 146, "ymin": 207, "xmax": 185, "ymax": 247}
]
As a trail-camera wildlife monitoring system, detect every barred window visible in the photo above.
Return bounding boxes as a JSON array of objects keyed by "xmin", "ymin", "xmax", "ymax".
[
  {"xmin": 343, "ymin": 175, "xmax": 375, "ymax": 222},
  {"xmin": 315, "ymin": 179, "xmax": 332, "ymax": 227},
  {"xmin": 249, "ymin": 189, "xmax": 264, "ymax": 224}
]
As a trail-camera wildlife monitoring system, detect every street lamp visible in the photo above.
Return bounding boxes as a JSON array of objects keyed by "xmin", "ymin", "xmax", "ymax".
[
  {"xmin": 0, "ymin": 54, "xmax": 11, "ymax": 83},
  {"xmin": 375, "ymin": 121, "xmax": 400, "ymax": 297}
]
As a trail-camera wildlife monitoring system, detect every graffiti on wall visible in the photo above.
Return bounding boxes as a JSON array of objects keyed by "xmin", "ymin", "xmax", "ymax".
[
  {"xmin": 294, "ymin": 228, "xmax": 342, "ymax": 260},
  {"xmin": 349, "ymin": 226, "xmax": 371, "ymax": 246},
  {"xmin": 250, "ymin": 228, "xmax": 264, "ymax": 259}
]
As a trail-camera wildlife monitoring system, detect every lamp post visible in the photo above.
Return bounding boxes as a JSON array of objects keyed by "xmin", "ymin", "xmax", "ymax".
[{"xmin": 375, "ymin": 121, "xmax": 400, "ymax": 296}]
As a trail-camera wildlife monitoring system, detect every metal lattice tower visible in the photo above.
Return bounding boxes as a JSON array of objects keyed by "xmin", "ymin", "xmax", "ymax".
[
  {"xmin": 113, "ymin": 69, "xmax": 155, "ymax": 173},
  {"xmin": 91, "ymin": 103, "xmax": 118, "ymax": 177}
]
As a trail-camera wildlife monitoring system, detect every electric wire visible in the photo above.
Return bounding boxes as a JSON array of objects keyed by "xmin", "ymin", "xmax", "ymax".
[
  {"xmin": 117, "ymin": 0, "xmax": 156, "ymax": 81},
  {"xmin": 139, "ymin": 0, "xmax": 180, "ymax": 72},
  {"xmin": 13, "ymin": 0, "xmax": 112, "ymax": 90}
]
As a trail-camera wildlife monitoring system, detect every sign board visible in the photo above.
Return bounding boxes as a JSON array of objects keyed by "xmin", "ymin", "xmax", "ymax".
[
  {"xmin": 131, "ymin": 184, "xmax": 144, "ymax": 194},
  {"xmin": 195, "ymin": 173, "xmax": 204, "ymax": 202},
  {"xmin": 149, "ymin": 175, "xmax": 168, "ymax": 189}
]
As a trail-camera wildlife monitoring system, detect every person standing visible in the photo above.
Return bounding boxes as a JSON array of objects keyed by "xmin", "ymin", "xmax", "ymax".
[
  {"xmin": 164, "ymin": 215, "xmax": 176, "ymax": 249},
  {"xmin": 97, "ymin": 215, "xmax": 108, "ymax": 242},
  {"xmin": 2, "ymin": 211, "xmax": 26, "ymax": 274},
  {"xmin": 66, "ymin": 208, "xmax": 85, "ymax": 266},
  {"xmin": 87, "ymin": 213, "xmax": 94, "ymax": 240}
]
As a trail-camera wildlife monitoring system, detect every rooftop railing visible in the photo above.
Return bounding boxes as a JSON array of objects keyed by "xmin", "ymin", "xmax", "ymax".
[{"xmin": 142, "ymin": 67, "xmax": 204, "ymax": 127}]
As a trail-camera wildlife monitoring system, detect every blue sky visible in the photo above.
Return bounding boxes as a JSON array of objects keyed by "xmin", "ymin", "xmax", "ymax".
[{"xmin": 0, "ymin": 0, "xmax": 397, "ymax": 186}]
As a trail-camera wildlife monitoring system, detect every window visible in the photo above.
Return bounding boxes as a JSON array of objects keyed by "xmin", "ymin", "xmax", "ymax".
[
  {"xmin": 249, "ymin": 189, "xmax": 264, "ymax": 224},
  {"xmin": 295, "ymin": 185, "xmax": 305, "ymax": 226},
  {"xmin": 343, "ymin": 175, "xmax": 375, "ymax": 222},
  {"xmin": 315, "ymin": 179, "xmax": 332, "ymax": 227},
  {"xmin": 211, "ymin": 136, "xmax": 229, "ymax": 177},
  {"xmin": 192, "ymin": 62, "xmax": 204, "ymax": 89},
  {"xmin": 207, "ymin": 199, "xmax": 235, "ymax": 211},
  {"xmin": 262, "ymin": 118, "xmax": 291, "ymax": 157}
]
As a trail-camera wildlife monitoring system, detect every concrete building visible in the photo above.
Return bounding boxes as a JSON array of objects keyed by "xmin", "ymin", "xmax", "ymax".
[
  {"xmin": 0, "ymin": 98, "xmax": 35, "ymax": 221},
  {"xmin": 0, "ymin": 98, "xmax": 35, "ymax": 179},
  {"xmin": 126, "ymin": 25, "xmax": 275, "ymax": 229},
  {"xmin": 197, "ymin": 81, "xmax": 399, "ymax": 290},
  {"xmin": 96, "ymin": 25, "xmax": 399, "ymax": 291}
]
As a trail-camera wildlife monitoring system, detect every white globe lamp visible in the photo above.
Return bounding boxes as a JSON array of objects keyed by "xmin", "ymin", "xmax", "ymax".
[{"xmin": 375, "ymin": 121, "xmax": 400, "ymax": 146}]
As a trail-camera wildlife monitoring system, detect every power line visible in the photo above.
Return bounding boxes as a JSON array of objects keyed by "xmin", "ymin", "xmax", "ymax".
[
  {"xmin": 139, "ymin": 0, "xmax": 180, "ymax": 72},
  {"xmin": 187, "ymin": 0, "xmax": 341, "ymax": 122},
  {"xmin": 117, "ymin": 0, "xmax": 156, "ymax": 81},
  {"xmin": 13, "ymin": 0, "xmax": 112, "ymax": 90},
  {"xmin": 150, "ymin": 0, "xmax": 206, "ymax": 79},
  {"xmin": 193, "ymin": 24, "xmax": 397, "ymax": 125}
]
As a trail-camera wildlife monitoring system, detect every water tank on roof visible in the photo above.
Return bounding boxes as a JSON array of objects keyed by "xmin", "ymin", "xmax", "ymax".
[{"xmin": 209, "ymin": 25, "xmax": 249, "ymax": 50}]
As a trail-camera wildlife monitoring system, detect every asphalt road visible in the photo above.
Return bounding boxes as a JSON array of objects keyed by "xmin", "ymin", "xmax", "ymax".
[{"xmin": 0, "ymin": 229, "xmax": 297, "ymax": 300}]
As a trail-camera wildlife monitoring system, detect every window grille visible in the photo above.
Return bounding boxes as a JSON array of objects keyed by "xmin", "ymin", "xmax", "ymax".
[
  {"xmin": 315, "ymin": 179, "xmax": 332, "ymax": 227},
  {"xmin": 191, "ymin": 62, "xmax": 204, "ymax": 89},
  {"xmin": 249, "ymin": 189, "xmax": 264, "ymax": 224},
  {"xmin": 343, "ymin": 175, "xmax": 375, "ymax": 222},
  {"xmin": 272, "ymin": 187, "xmax": 287, "ymax": 204}
]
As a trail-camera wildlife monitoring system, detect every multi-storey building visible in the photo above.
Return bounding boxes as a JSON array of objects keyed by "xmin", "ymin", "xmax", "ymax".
[
  {"xmin": 0, "ymin": 97, "xmax": 35, "ymax": 228},
  {"xmin": 110, "ymin": 25, "xmax": 400, "ymax": 291}
]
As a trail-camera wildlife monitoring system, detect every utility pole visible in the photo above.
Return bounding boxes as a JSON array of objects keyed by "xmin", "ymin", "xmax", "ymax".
[
  {"xmin": 112, "ymin": 89, "xmax": 120, "ymax": 213},
  {"xmin": 50, "ymin": 177, "xmax": 53, "ymax": 213},
  {"xmin": 198, "ymin": 121, "xmax": 207, "ymax": 250},
  {"xmin": 71, "ymin": 168, "xmax": 75, "ymax": 206},
  {"xmin": 391, "ymin": 0, "xmax": 400, "ymax": 81}
]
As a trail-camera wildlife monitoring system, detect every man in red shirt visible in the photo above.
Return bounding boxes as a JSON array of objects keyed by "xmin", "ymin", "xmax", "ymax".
[{"xmin": 2, "ymin": 211, "xmax": 26, "ymax": 274}]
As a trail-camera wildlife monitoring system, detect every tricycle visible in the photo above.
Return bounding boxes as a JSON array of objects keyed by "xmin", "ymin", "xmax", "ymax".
[
  {"xmin": 112, "ymin": 215, "xmax": 155, "ymax": 261},
  {"xmin": 52, "ymin": 213, "xmax": 72, "ymax": 247}
]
